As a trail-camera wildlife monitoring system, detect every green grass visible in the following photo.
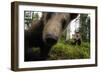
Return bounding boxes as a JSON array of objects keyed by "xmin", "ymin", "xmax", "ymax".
[{"xmin": 48, "ymin": 40, "xmax": 90, "ymax": 60}]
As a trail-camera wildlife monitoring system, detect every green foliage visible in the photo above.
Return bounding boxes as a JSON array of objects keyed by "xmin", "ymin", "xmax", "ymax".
[
  {"xmin": 24, "ymin": 11, "xmax": 39, "ymax": 26},
  {"xmin": 48, "ymin": 40, "xmax": 90, "ymax": 60},
  {"xmin": 79, "ymin": 14, "xmax": 90, "ymax": 42}
]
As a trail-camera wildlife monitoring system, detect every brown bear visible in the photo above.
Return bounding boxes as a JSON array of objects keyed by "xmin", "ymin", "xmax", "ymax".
[{"xmin": 25, "ymin": 12, "xmax": 78, "ymax": 61}]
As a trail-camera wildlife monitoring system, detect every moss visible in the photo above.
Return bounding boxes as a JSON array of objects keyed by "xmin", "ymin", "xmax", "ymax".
[{"xmin": 48, "ymin": 40, "xmax": 90, "ymax": 60}]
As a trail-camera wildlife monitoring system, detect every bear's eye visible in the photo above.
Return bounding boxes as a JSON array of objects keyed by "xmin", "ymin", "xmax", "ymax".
[{"xmin": 46, "ymin": 12, "xmax": 53, "ymax": 20}]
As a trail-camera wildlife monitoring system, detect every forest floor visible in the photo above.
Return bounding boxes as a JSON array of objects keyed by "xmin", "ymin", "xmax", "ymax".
[{"xmin": 32, "ymin": 39, "xmax": 90, "ymax": 61}]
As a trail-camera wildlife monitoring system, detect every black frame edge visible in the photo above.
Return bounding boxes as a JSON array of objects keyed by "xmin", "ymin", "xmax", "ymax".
[
  {"xmin": 11, "ymin": 2, "xmax": 19, "ymax": 71},
  {"xmin": 11, "ymin": 2, "xmax": 15, "ymax": 71}
]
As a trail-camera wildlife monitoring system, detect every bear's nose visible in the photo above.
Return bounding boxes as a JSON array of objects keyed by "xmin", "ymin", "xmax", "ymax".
[{"xmin": 45, "ymin": 34, "xmax": 58, "ymax": 45}]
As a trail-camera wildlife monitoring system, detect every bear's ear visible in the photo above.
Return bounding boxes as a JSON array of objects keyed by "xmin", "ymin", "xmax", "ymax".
[
  {"xmin": 41, "ymin": 12, "xmax": 53, "ymax": 25},
  {"xmin": 70, "ymin": 13, "xmax": 78, "ymax": 20}
]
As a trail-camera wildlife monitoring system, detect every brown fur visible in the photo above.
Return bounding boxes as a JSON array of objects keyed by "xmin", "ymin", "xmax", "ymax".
[{"xmin": 25, "ymin": 12, "xmax": 78, "ymax": 61}]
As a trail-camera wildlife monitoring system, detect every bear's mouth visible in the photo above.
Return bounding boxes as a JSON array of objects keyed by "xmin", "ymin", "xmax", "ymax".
[{"xmin": 44, "ymin": 34, "xmax": 58, "ymax": 46}]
